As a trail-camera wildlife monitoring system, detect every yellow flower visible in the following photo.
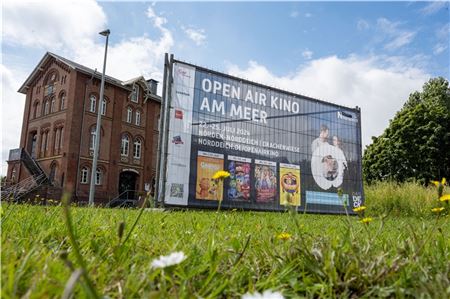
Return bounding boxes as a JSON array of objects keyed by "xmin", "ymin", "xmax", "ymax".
[
  {"xmin": 431, "ymin": 207, "xmax": 445, "ymax": 213},
  {"xmin": 276, "ymin": 232, "xmax": 292, "ymax": 241},
  {"xmin": 359, "ymin": 217, "xmax": 373, "ymax": 224},
  {"xmin": 431, "ymin": 178, "xmax": 446, "ymax": 187},
  {"xmin": 212, "ymin": 170, "xmax": 230, "ymax": 180},
  {"xmin": 439, "ymin": 194, "xmax": 450, "ymax": 202},
  {"xmin": 353, "ymin": 206, "xmax": 366, "ymax": 213}
]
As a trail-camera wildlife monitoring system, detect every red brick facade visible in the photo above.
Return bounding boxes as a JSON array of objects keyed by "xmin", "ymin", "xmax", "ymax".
[{"xmin": 5, "ymin": 53, "xmax": 161, "ymax": 204}]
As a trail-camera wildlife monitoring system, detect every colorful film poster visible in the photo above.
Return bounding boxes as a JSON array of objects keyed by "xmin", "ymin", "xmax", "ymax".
[
  {"xmin": 195, "ymin": 151, "xmax": 224, "ymax": 201},
  {"xmin": 279, "ymin": 163, "xmax": 301, "ymax": 206},
  {"xmin": 254, "ymin": 159, "xmax": 277, "ymax": 203},
  {"xmin": 227, "ymin": 156, "xmax": 251, "ymax": 201}
]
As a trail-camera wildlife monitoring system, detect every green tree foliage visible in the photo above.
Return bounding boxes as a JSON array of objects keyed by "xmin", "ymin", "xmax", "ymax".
[{"xmin": 363, "ymin": 77, "xmax": 450, "ymax": 184}]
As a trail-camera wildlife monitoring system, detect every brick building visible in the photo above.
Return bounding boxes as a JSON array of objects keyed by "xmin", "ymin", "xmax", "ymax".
[{"xmin": 4, "ymin": 52, "xmax": 161, "ymax": 204}]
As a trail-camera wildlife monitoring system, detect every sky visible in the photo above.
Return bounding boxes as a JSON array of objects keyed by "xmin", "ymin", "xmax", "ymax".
[{"xmin": 1, "ymin": 0, "xmax": 449, "ymax": 175}]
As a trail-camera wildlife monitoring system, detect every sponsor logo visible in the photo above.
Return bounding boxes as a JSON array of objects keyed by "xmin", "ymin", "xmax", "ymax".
[
  {"xmin": 352, "ymin": 194, "xmax": 362, "ymax": 208},
  {"xmin": 172, "ymin": 135, "xmax": 184, "ymax": 145},
  {"xmin": 170, "ymin": 183, "xmax": 184, "ymax": 198},
  {"xmin": 176, "ymin": 90, "xmax": 190, "ymax": 96},
  {"xmin": 176, "ymin": 67, "xmax": 191, "ymax": 78},
  {"xmin": 175, "ymin": 109, "xmax": 183, "ymax": 119},
  {"xmin": 171, "ymin": 162, "xmax": 187, "ymax": 168},
  {"xmin": 337, "ymin": 111, "xmax": 358, "ymax": 123}
]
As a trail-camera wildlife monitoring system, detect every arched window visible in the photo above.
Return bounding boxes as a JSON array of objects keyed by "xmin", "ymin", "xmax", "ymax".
[
  {"xmin": 90, "ymin": 126, "xmax": 97, "ymax": 150},
  {"xmin": 33, "ymin": 102, "xmax": 40, "ymax": 119},
  {"xmin": 95, "ymin": 168, "xmax": 102, "ymax": 185},
  {"xmin": 127, "ymin": 107, "xmax": 133, "ymax": 123},
  {"xmin": 133, "ymin": 138, "xmax": 142, "ymax": 159},
  {"xmin": 135, "ymin": 110, "xmax": 141, "ymax": 126},
  {"xmin": 121, "ymin": 134, "xmax": 129, "ymax": 156},
  {"xmin": 81, "ymin": 166, "xmax": 89, "ymax": 184},
  {"xmin": 101, "ymin": 98, "xmax": 107, "ymax": 116},
  {"xmin": 60, "ymin": 93, "xmax": 66, "ymax": 110},
  {"xmin": 50, "ymin": 97, "xmax": 56, "ymax": 113},
  {"xmin": 89, "ymin": 95, "xmax": 96, "ymax": 112},
  {"xmin": 44, "ymin": 100, "xmax": 50, "ymax": 115}
]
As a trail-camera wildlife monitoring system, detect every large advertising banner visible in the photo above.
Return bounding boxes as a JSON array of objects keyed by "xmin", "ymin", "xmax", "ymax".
[{"xmin": 164, "ymin": 59, "xmax": 364, "ymax": 213}]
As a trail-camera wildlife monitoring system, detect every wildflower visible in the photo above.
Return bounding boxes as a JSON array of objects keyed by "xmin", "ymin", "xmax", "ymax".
[
  {"xmin": 439, "ymin": 194, "xmax": 450, "ymax": 202},
  {"xmin": 232, "ymin": 208, "xmax": 237, "ymax": 212},
  {"xmin": 276, "ymin": 232, "xmax": 292, "ymax": 241},
  {"xmin": 352, "ymin": 206, "xmax": 366, "ymax": 213},
  {"xmin": 431, "ymin": 178, "xmax": 446, "ymax": 187},
  {"xmin": 212, "ymin": 170, "xmax": 230, "ymax": 180},
  {"xmin": 242, "ymin": 290, "xmax": 284, "ymax": 299},
  {"xmin": 431, "ymin": 207, "xmax": 445, "ymax": 213},
  {"xmin": 359, "ymin": 217, "xmax": 373, "ymax": 224},
  {"xmin": 151, "ymin": 251, "xmax": 186, "ymax": 269}
]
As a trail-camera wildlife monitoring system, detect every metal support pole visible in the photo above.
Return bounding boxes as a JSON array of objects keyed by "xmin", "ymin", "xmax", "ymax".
[{"xmin": 89, "ymin": 29, "xmax": 110, "ymax": 206}]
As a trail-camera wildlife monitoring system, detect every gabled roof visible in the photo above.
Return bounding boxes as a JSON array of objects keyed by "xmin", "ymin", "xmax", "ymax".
[{"xmin": 19, "ymin": 52, "xmax": 129, "ymax": 93}]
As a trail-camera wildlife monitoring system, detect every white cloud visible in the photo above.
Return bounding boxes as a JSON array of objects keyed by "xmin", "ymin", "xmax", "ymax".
[
  {"xmin": 226, "ymin": 55, "xmax": 429, "ymax": 148},
  {"xmin": 304, "ymin": 13, "xmax": 313, "ymax": 18},
  {"xmin": 2, "ymin": 0, "xmax": 106, "ymax": 51},
  {"xmin": 420, "ymin": 1, "xmax": 448, "ymax": 15},
  {"xmin": 1, "ymin": 1, "xmax": 174, "ymax": 175},
  {"xmin": 357, "ymin": 19, "xmax": 370, "ymax": 31},
  {"xmin": 290, "ymin": 11, "xmax": 299, "ymax": 18},
  {"xmin": 182, "ymin": 26, "xmax": 206, "ymax": 46},
  {"xmin": 433, "ymin": 43, "xmax": 448, "ymax": 55},
  {"xmin": 302, "ymin": 49, "xmax": 313, "ymax": 59},
  {"xmin": 377, "ymin": 18, "xmax": 416, "ymax": 50}
]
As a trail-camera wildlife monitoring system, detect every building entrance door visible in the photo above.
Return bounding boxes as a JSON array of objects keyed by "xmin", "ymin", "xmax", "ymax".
[{"xmin": 118, "ymin": 171, "xmax": 138, "ymax": 200}]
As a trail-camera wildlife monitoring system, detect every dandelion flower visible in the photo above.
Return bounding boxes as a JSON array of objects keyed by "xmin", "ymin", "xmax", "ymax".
[
  {"xmin": 242, "ymin": 290, "xmax": 284, "ymax": 299},
  {"xmin": 352, "ymin": 206, "xmax": 366, "ymax": 213},
  {"xmin": 431, "ymin": 178, "xmax": 446, "ymax": 187},
  {"xmin": 276, "ymin": 232, "xmax": 292, "ymax": 241},
  {"xmin": 212, "ymin": 170, "xmax": 230, "ymax": 180},
  {"xmin": 151, "ymin": 251, "xmax": 186, "ymax": 269},
  {"xmin": 439, "ymin": 194, "xmax": 450, "ymax": 202},
  {"xmin": 359, "ymin": 217, "xmax": 373, "ymax": 224},
  {"xmin": 431, "ymin": 207, "xmax": 445, "ymax": 213}
]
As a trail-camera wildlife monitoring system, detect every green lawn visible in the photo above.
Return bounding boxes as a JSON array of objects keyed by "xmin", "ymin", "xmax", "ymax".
[{"xmin": 2, "ymin": 195, "xmax": 449, "ymax": 298}]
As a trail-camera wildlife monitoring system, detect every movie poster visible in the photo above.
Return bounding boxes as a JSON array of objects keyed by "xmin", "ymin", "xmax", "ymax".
[
  {"xmin": 279, "ymin": 163, "xmax": 301, "ymax": 206},
  {"xmin": 195, "ymin": 151, "xmax": 224, "ymax": 201},
  {"xmin": 254, "ymin": 159, "xmax": 277, "ymax": 203},
  {"xmin": 227, "ymin": 156, "xmax": 251, "ymax": 201}
]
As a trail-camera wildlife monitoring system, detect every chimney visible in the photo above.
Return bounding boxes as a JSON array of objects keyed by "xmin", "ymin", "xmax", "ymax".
[{"xmin": 146, "ymin": 79, "xmax": 158, "ymax": 95}]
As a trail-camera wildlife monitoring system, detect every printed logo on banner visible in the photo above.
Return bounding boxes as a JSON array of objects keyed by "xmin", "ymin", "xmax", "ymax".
[
  {"xmin": 170, "ymin": 183, "xmax": 184, "ymax": 198},
  {"xmin": 176, "ymin": 66, "xmax": 191, "ymax": 78},
  {"xmin": 172, "ymin": 135, "xmax": 184, "ymax": 145},
  {"xmin": 352, "ymin": 193, "xmax": 362, "ymax": 208},
  {"xmin": 175, "ymin": 109, "xmax": 183, "ymax": 119}
]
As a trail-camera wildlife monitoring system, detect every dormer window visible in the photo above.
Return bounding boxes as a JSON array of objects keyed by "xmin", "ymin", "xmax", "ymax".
[{"xmin": 131, "ymin": 85, "xmax": 139, "ymax": 103}]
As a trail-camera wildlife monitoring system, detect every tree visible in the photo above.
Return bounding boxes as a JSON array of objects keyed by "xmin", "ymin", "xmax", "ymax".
[{"xmin": 363, "ymin": 77, "xmax": 450, "ymax": 185}]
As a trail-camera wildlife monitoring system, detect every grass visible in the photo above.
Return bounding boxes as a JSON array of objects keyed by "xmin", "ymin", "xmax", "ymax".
[{"xmin": 1, "ymin": 182, "xmax": 449, "ymax": 298}]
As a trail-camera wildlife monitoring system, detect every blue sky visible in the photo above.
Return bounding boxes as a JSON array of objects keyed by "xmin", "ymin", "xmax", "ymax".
[{"xmin": 2, "ymin": 1, "xmax": 449, "ymax": 175}]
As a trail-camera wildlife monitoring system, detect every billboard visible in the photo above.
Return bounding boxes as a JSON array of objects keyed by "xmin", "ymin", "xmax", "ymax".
[{"xmin": 160, "ymin": 57, "xmax": 364, "ymax": 213}]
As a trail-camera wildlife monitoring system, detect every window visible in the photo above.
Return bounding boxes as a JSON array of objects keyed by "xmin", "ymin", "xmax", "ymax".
[
  {"xmin": 60, "ymin": 127, "xmax": 64, "ymax": 149},
  {"xmin": 121, "ymin": 134, "xmax": 129, "ymax": 156},
  {"xmin": 133, "ymin": 138, "xmax": 142, "ymax": 159},
  {"xmin": 131, "ymin": 85, "xmax": 139, "ymax": 102},
  {"xmin": 50, "ymin": 98, "xmax": 56, "ymax": 113},
  {"xmin": 33, "ymin": 102, "xmax": 40, "ymax": 119},
  {"xmin": 101, "ymin": 98, "xmax": 107, "ymax": 116},
  {"xmin": 127, "ymin": 107, "xmax": 132, "ymax": 123},
  {"xmin": 156, "ymin": 114, "xmax": 160, "ymax": 131},
  {"xmin": 45, "ymin": 85, "xmax": 54, "ymax": 96},
  {"xmin": 44, "ymin": 100, "xmax": 50, "ymax": 115},
  {"xmin": 90, "ymin": 126, "xmax": 97, "ymax": 150},
  {"xmin": 135, "ymin": 110, "xmax": 141, "ymax": 126},
  {"xmin": 81, "ymin": 167, "xmax": 89, "ymax": 184},
  {"xmin": 60, "ymin": 93, "xmax": 66, "ymax": 110},
  {"xmin": 89, "ymin": 95, "xmax": 96, "ymax": 112},
  {"xmin": 95, "ymin": 168, "xmax": 102, "ymax": 185},
  {"xmin": 54, "ymin": 129, "xmax": 60, "ymax": 151}
]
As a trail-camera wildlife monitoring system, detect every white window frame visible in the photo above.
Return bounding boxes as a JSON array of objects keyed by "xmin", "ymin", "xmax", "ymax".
[
  {"xmin": 135, "ymin": 110, "xmax": 141, "ymax": 126},
  {"xmin": 95, "ymin": 168, "xmax": 102, "ymax": 185},
  {"xmin": 101, "ymin": 98, "xmax": 107, "ymax": 116},
  {"xmin": 127, "ymin": 107, "xmax": 133, "ymax": 123},
  {"xmin": 133, "ymin": 138, "xmax": 141, "ymax": 159},
  {"xmin": 81, "ymin": 167, "xmax": 89, "ymax": 184},
  {"xmin": 60, "ymin": 94, "xmax": 66, "ymax": 110},
  {"xmin": 89, "ymin": 95, "xmax": 96, "ymax": 113},
  {"xmin": 90, "ymin": 127, "xmax": 96, "ymax": 150},
  {"xmin": 44, "ymin": 100, "xmax": 50, "ymax": 115},
  {"xmin": 50, "ymin": 98, "xmax": 56, "ymax": 113},
  {"xmin": 121, "ymin": 135, "xmax": 129, "ymax": 156}
]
